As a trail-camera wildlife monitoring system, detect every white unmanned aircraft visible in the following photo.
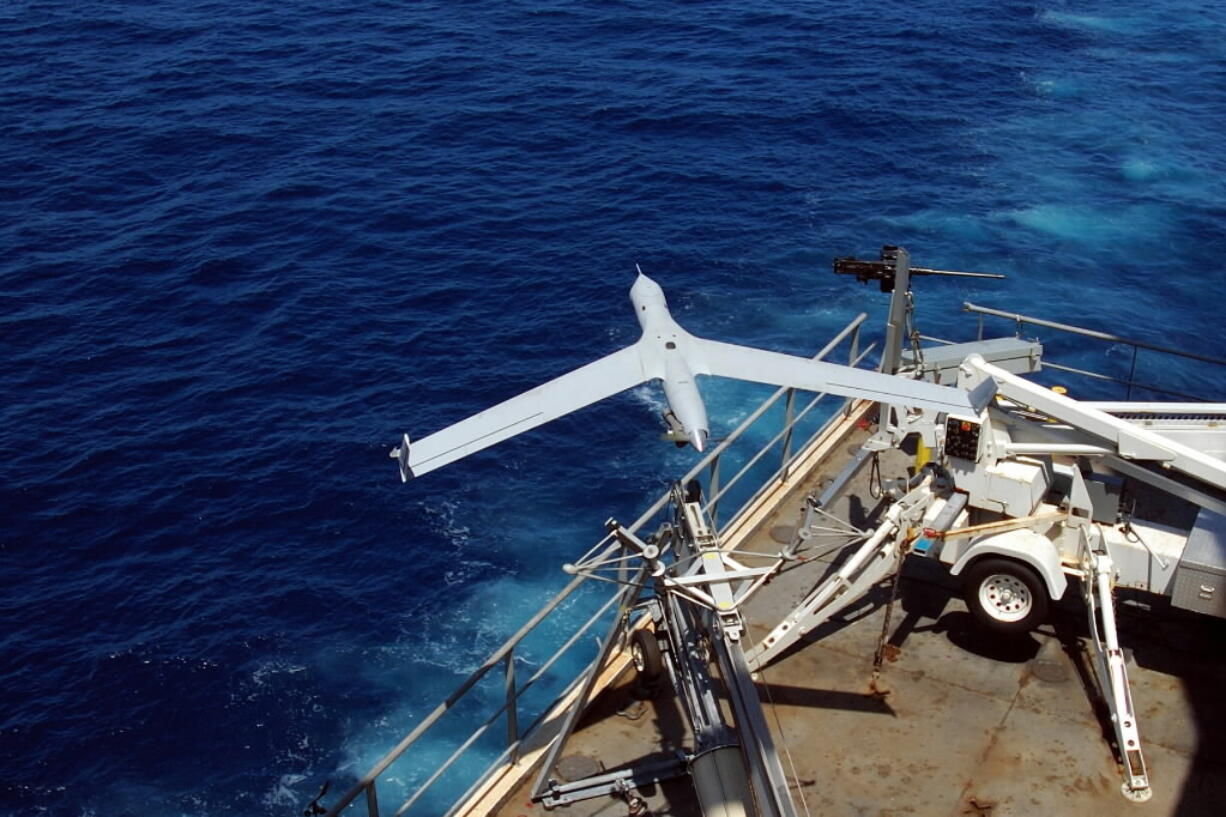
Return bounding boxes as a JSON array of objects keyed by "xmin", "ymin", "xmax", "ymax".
[{"xmin": 393, "ymin": 272, "xmax": 983, "ymax": 481}]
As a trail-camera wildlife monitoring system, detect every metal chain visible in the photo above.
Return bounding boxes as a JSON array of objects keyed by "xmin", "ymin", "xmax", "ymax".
[
  {"xmin": 869, "ymin": 546, "xmax": 906, "ymax": 694},
  {"xmin": 868, "ymin": 451, "xmax": 884, "ymax": 499},
  {"xmin": 905, "ymin": 291, "xmax": 925, "ymax": 368}
]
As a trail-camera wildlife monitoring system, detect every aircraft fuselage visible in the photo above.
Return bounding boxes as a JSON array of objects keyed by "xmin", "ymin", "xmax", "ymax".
[{"xmin": 630, "ymin": 274, "xmax": 709, "ymax": 451}]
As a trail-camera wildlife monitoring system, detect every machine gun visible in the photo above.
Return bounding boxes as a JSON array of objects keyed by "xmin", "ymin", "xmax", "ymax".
[{"xmin": 834, "ymin": 245, "xmax": 1005, "ymax": 293}]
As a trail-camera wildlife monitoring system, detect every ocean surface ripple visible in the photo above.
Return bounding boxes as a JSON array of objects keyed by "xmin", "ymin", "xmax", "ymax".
[{"xmin": 2, "ymin": 1, "xmax": 1224, "ymax": 814}]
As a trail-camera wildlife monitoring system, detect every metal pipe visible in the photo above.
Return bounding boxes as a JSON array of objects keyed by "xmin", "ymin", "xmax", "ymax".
[
  {"xmin": 881, "ymin": 249, "xmax": 911, "ymax": 374},
  {"xmin": 707, "ymin": 408, "xmax": 811, "ymax": 511},
  {"xmin": 1126, "ymin": 346, "xmax": 1139, "ymax": 400},
  {"xmin": 1041, "ymin": 361, "xmax": 1211, "ymax": 401},
  {"xmin": 781, "ymin": 388, "xmax": 796, "ymax": 478},
  {"xmin": 1005, "ymin": 443, "xmax": 1112, "ymax": 456},
  {"xmin": 365, "ymin": 783, "xmax": 378, "ymax": 817},
  {"xmin": 962, "ymin": 302, "xmax": 1226, "ymax": 366},
  {"xmin": 504, "ymin": 652, "xmax": 518, "ymax": 759},
  {"xmin": 395, "ymin": 718, "xmax": 497, "ymax": 817},
  {"xmin": 911, "ymin": 266, "xmax": 1006, "ymax": 280}
]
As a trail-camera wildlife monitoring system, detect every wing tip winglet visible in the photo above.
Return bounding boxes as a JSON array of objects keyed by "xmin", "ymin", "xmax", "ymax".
[{"xmin": 391, "ymin": 434, "xmax": 414, "ymax": 482}]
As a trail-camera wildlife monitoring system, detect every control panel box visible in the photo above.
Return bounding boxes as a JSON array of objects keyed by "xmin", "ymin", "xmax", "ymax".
[{"xmin": 945, "ymin": 416, "xmax": 983, "ymax": 461}]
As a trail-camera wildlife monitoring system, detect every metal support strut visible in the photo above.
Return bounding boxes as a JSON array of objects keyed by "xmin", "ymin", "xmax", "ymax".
[
  {"xmin": 1081, "ymin": 526, "xmax": 1152, "ymax": 802},
  {"xmin": 745, "ymin": 476, "xmax": 935, "ymax": 669},
  {"xmin": 535, "ymin": 484, "xmax": 801, "ymax": 817}
]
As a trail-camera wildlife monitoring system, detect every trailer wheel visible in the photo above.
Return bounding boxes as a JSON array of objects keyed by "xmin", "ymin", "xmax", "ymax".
[
  {"xmin": 963, "ymin": 557, "xmax": 1048, "ymax": 634},
  {"xmin": 630, "ymin": 629, "xmax": 664, "ymax": 683}
]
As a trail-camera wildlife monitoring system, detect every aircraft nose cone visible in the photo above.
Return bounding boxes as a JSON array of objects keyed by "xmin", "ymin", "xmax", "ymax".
[{"xmin": 688, "ymin": 429, "xmax": 707, "ymax": 452}]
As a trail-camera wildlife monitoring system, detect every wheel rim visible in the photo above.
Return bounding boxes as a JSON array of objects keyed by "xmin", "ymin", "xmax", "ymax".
[
  {"xmin": 632, "ymin": 642, "xmax": 646, "ymax": 672},
  {"xmin": 978, "ymin": 573, "xmax": 1033, "ymax": 622}
]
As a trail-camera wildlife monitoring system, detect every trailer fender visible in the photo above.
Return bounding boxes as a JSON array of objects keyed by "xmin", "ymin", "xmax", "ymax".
[{"xmin": 949, "ymin": 529, "xmax": 1068, "ymax": 600}]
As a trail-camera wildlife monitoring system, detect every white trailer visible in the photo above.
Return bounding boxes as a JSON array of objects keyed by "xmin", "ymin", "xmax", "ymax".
[{"xmin": 746, "ymin": 351, "xmax": 1226, "ymax": 803}]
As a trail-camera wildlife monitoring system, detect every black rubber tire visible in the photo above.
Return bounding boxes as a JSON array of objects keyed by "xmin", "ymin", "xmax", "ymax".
[
  {"xmin": 630, "ymin": 629, "xmax": 664, "ymax": 683},
  {"xmin": 962, "ymin": 557, "xmax": 1049, "ymax": 635}
]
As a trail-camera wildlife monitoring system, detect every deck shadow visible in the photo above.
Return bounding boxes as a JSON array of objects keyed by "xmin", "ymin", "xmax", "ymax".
[{"xmin": 752, "ymin": 681, "xmax": 896, "ymax": 717}]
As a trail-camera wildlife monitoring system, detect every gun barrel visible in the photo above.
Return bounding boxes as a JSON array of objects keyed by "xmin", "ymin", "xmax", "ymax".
[{"xmin": 910, "ymin": 267, "xmax": 1006, "ymax": 280}]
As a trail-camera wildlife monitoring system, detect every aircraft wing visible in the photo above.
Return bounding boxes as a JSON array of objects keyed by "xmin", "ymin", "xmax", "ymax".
[
  {"xmin": 689, "ymin": 339, "xmax": 979, "ymax": 415},
  {"xmin": 394, "ymin": 344, "xmax": 649, "ymax": 481}
]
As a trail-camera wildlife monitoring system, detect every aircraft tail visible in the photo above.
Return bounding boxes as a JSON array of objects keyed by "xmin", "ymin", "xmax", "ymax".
[{"xmin": 390, "ymin": 434, "xmax": 413, "ymax": 482}]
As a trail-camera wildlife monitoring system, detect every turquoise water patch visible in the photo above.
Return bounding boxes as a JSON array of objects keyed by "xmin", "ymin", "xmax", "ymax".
[
  {"xmin": 1037, "ymin": 10, "xmax": 1145, "ymax": 36},
  {"xmin": 1121, "ymin": 158, "xmax": 1164, "ymax": 183},
  {"xmin": 1027, "ymin": 74, "xmax": 1087, "ymax": 100},
  {"xmin": 879, "ymin": 210, "xmax": 996, "ymax": 244},
  {"xmin": 1005, "ymin": 202, "xmax": 1175, "ymax": 244}
]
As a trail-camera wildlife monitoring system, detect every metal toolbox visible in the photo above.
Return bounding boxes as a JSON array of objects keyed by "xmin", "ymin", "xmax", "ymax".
[{"xmin": 1171, "ymin": 508, "xmax": 1226, "ymax": 618}]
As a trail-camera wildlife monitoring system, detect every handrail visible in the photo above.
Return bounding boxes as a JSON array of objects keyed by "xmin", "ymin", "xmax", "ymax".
[
  {"xmin": 958, "ymin": 302, "xmax": 1226, "ymax": 400},
  {"xmin": 319, "ymin": 312, "xmax": 870, "ymax": 817},
  {"xmin": 684, "ymin": 314, "xmax": 868, "ymax": 524},
  {"xmin": 962, "ymin": 302, "xmax": 1226, "ymax": 366},
  {"xmin": 703, "ymin": 343, "xmax": 876, "ymax": 521},
  {"xmin": 393, "ymin": 590, "xmax": 627, "ymax": 817},
  {"xmin": 919, "ymin": 331, "xmax": 1211, "ymax": 402}
]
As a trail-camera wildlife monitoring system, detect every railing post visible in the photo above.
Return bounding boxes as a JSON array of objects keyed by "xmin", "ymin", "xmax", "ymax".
[
  {"xmin": 849, "ymin": 324, "xmax": 860, "ymax": 366},
  {"xmin": 977, "ymin": 313, "xmax": 984, "ymax": 341},
  {"xmin": 365, "ymin": 781, "xmax": 379, "ymax": 817},
  {"xmin": 618, "ymin": 538, "xmax": 628, "ymax": 590},
  {"xmin": 708, "ymin": 454, "xmax": 721, "ymax": 527},
  {"xmin": 504, "ymin": 651, "xmax": 519, "ymax": 762},
  {"xmin": 1126, "ymin": 346, "xmax": 1139, "ymax": 400},
  {"xmin": 780, "ymin": 387, "xmax": 797, "ymax": 480}
]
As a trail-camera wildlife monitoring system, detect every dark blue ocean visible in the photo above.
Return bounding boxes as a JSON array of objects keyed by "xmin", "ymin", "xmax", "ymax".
[{"xmin": 3, "ymin": 1, "xmax": 1224, "ymax": 814}]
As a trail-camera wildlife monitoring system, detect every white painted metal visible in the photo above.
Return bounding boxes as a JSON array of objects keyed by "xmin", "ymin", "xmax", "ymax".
[
  {"xmin": 959, "ymin": 355, "xmax": 1226, "ymax": 492},
  {"xmin": 1101, "ymin": 519, "xmax": 1185, "ymax": 595},
  {"xmin": 1086, "ymin": 403, "xmax": 1226, "ymax": 460},
  {"xmin": 691, "ymin": 747, "xmax": 753, "ymax": 817},
  {"xmin": 974, "ymin": 571, "xmax": 1034, "ymax": 623},
  {"xmin": 745, "ymin": 478, "xmax": 933, "ymax": 668},
  {"xmin": 947, "ymin": 529, "xmax": 1069, "ymax": 600},
  {"xmin": 955, "ymin": 458, "xmax": 1050, "ymax": 518},
  {"xmin": 1081, "ymin": 527, "xmax": 1152, "ymax": 801}
]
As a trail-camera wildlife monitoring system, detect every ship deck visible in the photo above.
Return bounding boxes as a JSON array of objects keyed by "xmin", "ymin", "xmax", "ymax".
[{"xmin": 482, "ymin": 416, "xmax": 1226, "ymax": 817}]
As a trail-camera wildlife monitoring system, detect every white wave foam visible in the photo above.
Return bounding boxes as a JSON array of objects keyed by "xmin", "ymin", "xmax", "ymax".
[
  {"xmin": 1004, "ymin": 203, "xmax": 1174, "ymax": 244},
  {"xmin": 1038, "ymin": 10, "xmax": 1141, "ymax": 35},
  {"xmin": 420, "ymin": 499, "xmax": 473, "ymax": 549},
  {"xmin": 250, "ymin": 659, "xmax": 306, "ymax": 688},
  {"xmin": 629, "ymin": 383, "xmax": 668, "ymax": 415},
  {"xmin": 262, "ymin": 772, "xmax": 307, "ymax": 808}
]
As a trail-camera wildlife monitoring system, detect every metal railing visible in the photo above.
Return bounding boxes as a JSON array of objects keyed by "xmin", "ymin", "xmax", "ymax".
[
  {"xmin": 920, "ymin": 302, "xmax": 1226, "ymax": 401},
  {"xmin": 320, "ymin": 313, "xmax": 871, "ymax": 817}
]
